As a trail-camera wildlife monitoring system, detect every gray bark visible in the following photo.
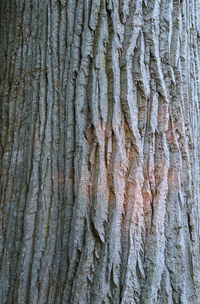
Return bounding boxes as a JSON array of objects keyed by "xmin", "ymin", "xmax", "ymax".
[{"xmin": 0, "ymin": 0, "xmax": 200, "ymax": 303}]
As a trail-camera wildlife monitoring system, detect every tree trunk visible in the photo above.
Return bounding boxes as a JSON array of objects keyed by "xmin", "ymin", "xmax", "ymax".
[{"xmin": 1, "ymin": 0, "xmax": 200, "ymax": 303}]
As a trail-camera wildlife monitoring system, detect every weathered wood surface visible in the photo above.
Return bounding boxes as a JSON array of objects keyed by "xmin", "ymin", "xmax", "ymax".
[{"xmin": 1, "ymin": 0, "xmax": 200, "ymax": 303}]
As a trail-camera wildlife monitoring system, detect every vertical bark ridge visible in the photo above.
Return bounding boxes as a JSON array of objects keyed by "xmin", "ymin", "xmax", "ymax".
[{"xmin": 1, "ymin": 0, "xmax": 200, "ymax": 303}]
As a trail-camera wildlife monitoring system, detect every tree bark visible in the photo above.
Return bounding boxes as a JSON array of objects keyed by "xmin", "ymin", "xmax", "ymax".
[{"xmin": 1, "ymin": 0, "xmax": 200, "ymax": 303}]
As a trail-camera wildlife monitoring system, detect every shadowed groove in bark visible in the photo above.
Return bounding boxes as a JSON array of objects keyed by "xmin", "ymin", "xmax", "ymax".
[{"xmin": 1, "ymin": 0, "xmax": 200, "ymax": 303}]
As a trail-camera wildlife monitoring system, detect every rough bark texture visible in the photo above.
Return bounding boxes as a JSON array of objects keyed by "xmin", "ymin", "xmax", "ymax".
[{"xmin": 1, "ymin": 0, "xmax": 200, "ymax": 303}]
